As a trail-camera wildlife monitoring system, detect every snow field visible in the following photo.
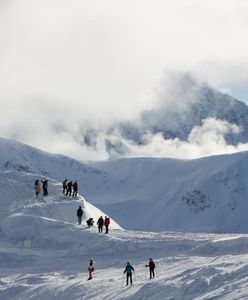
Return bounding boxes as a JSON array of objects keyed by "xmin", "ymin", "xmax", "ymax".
[{"xmin": 2, "ymin": 139, "xmax": 248, "ymax": 298}]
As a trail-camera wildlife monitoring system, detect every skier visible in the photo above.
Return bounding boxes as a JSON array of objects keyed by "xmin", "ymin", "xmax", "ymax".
[
  {"xmin": 86, "ymin": 218, "xmax": 94, "ymax": 228},
  {"xmin": 34, "ymin": 180, "xmax": 41, "ymax": 197},
  {"xmin": 41, "ymin": 179, "xmax": 48, "ymax": 196},
  {"xmin": 77, "ymin": 206, "xmax": 83, "ymax": 225},
  {"xmin": 104, "ymin": 216, "xmax": 110, "ymax": 234},
  {"xmin": 97, "ymin": 216, "xmax": 104, "ymax": 233},
  {"xmin": 66, "ymin": 181, "xmax": 72, "ymax": 197},
  {"xmin": 145, "ymin": 258, "xmax": 155, "ymax": 279},
  {"xmin": 123, "ymin": 262, "xmax": 134, "ymax": 286},
  {"xmin": 62, "ymin": 179, "xmax": 67, "ymax": 195},
  {"xmin": 88, "ymin": 259, "xmax": 95, "ymax": 280},
  {"xmin": 72, "ymin": 180, "xmax": 78, "ymax": 197}
]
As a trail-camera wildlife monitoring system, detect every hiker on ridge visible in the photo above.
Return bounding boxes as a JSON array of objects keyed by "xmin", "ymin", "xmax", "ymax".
[
  {"xmin": 34, "ymin": 180, "xmax": 41, "ymax": 197},
  {"xmin": 77, "ymin": 206, "xmax": 83, "ymax": 225},
  {"xmin": 62, "ymin": 179, "xmax": 67, "ymax": 195},
  {"xmin": 104, "ymin": 216, "xmax": 110, "ymax": 234},
  {"xmin": 72, "ymin": 180, "xmax": 78, "ymax": 197},
  {"xmin": 41, "ymin": 179, "xmax": 48, "ymax": 196},
  {"xmin": 97, "ymin": 216, "xmax": 104, "ymax": 233},
  {"xmin": 66, "ymin": 181, "xmax": 72, "ymax": 197}
]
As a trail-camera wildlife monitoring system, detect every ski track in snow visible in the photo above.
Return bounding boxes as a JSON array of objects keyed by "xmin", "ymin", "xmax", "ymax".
[{"xmin": 1, "ymin": 169, "xmax": 248, "ymax": 298}]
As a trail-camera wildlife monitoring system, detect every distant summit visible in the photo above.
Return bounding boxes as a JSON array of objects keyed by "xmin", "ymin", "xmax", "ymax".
[
  {"xmin": 118, "ymin": 74, "xmax": 248, "ymax": 146},
  {"xmin": 81, "ymin": 74, "xmax": 248, "ymax": 157}
]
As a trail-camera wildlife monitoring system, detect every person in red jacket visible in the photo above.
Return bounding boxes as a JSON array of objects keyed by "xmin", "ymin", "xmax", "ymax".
[
  {"xmin": 104, "ymin": 216, "xmax": 110, "ymax": 234},
  {"xmin": 88, "ymin": 259, "xmax": 95, "ymax": 280},
  {"xmin": 145, "ymin": 258, "xmax": 155, "ymax": 279}
]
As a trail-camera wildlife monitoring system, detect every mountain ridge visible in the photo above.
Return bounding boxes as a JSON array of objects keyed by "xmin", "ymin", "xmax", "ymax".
[{"xmin": 1, "ymin": 136, "xmax": 248, "ymax": 232}]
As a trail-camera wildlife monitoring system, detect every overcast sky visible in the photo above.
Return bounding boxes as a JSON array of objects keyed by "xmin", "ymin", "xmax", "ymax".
[{"xmin": 1, "ymin": 0, "xmax": 248, "ymax": 159}]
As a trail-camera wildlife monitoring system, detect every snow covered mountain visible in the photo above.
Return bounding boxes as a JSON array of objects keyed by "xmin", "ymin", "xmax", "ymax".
[
  {"xmin": 2, "ymin": 138, "xmax": 248, "ymax": 299},
  {"xmin": 118, "ymin": 74, "xmax": 248, "ymax": 145},
  {"xmin": 80, "ymin": 75, "xmax": 248, "ymax": 157},
  {"xmin": 1, "ymin": 137, "xmax": 248, "ymax": 233}
]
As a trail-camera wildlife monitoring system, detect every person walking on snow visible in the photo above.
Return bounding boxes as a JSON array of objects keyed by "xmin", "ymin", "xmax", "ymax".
[
  {"xmin": 88, "ymin": 259, "xmax": 95, "ymax": 280},
  {"xmin": 72, "ymin": 180, "xmax": 78, "ymax": 197},
  {"xmin": 62, "ymin": 179, "xmax": 67, "ymax": 195},
  {"xmin": 66, "ymin": 181, "xmax": 72, "ymax": 197},
  {"xmin": 77, "ymin": 206, "xmax": 83, "ymax": 225},
  {"xmin": 41, "ymin": 179, "xmax": 48, "ymax": 196},
  {"xmin": 146, "ymin": 258, "xmax": 155, "ymax": 279},
  {"xmin": 97, "ymin": 216, "xmax": 104, "ymax": 233},
  {"xmin": 123, "ymin": 262, "xmax": 134, "ymax": 286},
  {"xmin": 104, "ymin": 216, "xmax": 110, "ymax": 234},
  {"xmin": 34, "ymin": 180, "xmax": 40, "ymax": 197}
]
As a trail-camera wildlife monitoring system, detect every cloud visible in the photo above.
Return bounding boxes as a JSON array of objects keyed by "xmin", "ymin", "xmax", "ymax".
[
  {"xmin": 1, "ymin": 1, "xmax": 248, "ymax": 159},
  {"xmin": 105, "ymin": 118, "xmax": 248, "ymax": 160}
]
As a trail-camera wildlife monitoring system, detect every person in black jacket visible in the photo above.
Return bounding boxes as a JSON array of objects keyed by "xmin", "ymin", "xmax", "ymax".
[
  {"xmin": 86, "ymin": 218, "xmax": 94, "ymax": 227},
  {"xmin": 72, "ymin": 180, "xmax": 78, "ymax": 197},
  {"xmin": 62, "ymin": 179, "xmax": 67, "ymax": 195},
  {"xmin": 66, "ymin": 181, "xmax": 72, "ymax": 197},
  {"xmin": 41, "ymin": 179, "xmax": 48, "ymax": 196},
  {"xmin": 77, "ymin": 206, "xmax": 83, "ymax": 224},
  {"xmin": 97, "ymin": 216, "xmax": 104, "ymax": 233}
]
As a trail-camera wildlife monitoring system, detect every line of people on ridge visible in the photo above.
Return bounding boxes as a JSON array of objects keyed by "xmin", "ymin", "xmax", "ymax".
[
  {"xmin": 86, "ymin": 258, "xmax": 156, "ymax": 284},
  {"xmin": 34, "ymin": 179, "xmax": 48, "ymax": 197},
  {"xmin": 77, "ymin": 206, "xmax": 110, "ymax": 234},
  {"xmin": 62, "ymin": 179, "xmax": 78, "ymax": 197}
]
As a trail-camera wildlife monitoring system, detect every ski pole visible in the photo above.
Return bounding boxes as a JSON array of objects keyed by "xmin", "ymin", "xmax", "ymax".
[
  {"xmin": 156, "ymin": 267, "xmax": 159, "ymax": 278},
  {"xmin": 145, "ymin": 267, "xmax": 147, "ymax": 280},
  {"xmin": 134, "ymin": 271, "xmax": 136, "ymax": 282}
]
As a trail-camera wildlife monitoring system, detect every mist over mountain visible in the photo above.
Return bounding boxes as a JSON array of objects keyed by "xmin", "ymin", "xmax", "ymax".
[
  {"xmin": 80, "ymin": 74, "xmax": 248, "ymax": 159},
  {"xmin": 119, "ymin": 74, "xmax": 248, "ymax": 144}
]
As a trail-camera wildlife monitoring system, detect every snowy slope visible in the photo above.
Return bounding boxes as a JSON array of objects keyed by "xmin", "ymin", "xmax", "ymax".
[
  {"xmin": 0, "ymin": 170, "xmax": 121, "ymax": 235},
  {"xmin": 1, "ymin": 138, "xmax": 248, "ymax": 299},
  {"xmin": 2, "ymin": 169, "xmax": 248, "ymax": 299},
  {"xmin": 1, "ymin": 137, "xmax": 248, "ymax": 233}
]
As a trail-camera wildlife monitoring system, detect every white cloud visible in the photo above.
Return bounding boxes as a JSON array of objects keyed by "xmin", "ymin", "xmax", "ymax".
[
  {"xmin": 110, "ymin": 118, "xmax": 248, "ymax": 160},
  {"xmin": 1, "ymin": 1, "xmax": 248, "ymax": 159}
]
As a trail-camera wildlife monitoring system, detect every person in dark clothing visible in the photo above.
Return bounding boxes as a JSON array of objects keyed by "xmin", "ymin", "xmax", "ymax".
[
  {"xmin": 62, "ymin": 179, "xmax": 67, "ymax": 195},
  {"xmin": 88, "ymin": 259, "xmax": 95, "ymax": 280},
  {"xmin": 123, "ymin": 262, "xmax": 134, "ymax": 286},
  {"xmin": 72, "ymin": 180, "xmax": 78, "ymax": 197},
  {"xmin": 34, "ymin": 180, "xmax": 41, "ymax": 197},
  {"xmin": 66, "ymin": 181, "xmax": 72, "ymax": 197},
  {"xmin": 86, "ymin": 218, "xmax": 94, "ymax": 227},
  {"xmin": 146, "ymin": 258, "xmax": 155, "ymax": 279},
  {"xmin": 77, "ymin": 206, "xmax": 83, "ymax": 224},
  {"xmin": 104, "ymin": 216, "xmax": 110, "ymax": 234},
  {"xmin": 97, "ymin": 216, "xmax": 104, "ymax": 233},
  {"xmin": 41, "ymin": 179, "xmax": 48, "ymax": 196}
]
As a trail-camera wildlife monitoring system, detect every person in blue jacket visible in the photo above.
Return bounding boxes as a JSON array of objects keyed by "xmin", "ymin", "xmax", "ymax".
[{"xmin": 123, "ymin": 262, "xmax": 134, "ymax": 286}]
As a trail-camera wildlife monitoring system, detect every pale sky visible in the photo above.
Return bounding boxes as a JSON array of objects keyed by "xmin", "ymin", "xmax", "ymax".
[{"xmin": 1, "ymin": 0, "xmax": 248, "ymax": 159}]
